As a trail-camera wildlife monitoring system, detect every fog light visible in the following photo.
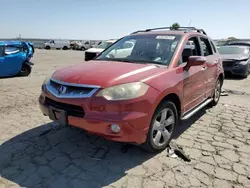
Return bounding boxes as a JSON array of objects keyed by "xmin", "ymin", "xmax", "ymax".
[{"xmin": 111, "ymin": 124, "xmax": 120, "ymax": 133}]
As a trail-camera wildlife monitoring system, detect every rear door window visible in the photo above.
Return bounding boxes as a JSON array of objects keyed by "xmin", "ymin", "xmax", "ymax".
[{"xmin": 200, "ymin": 37, "xmax": 213, "ymax": 56}]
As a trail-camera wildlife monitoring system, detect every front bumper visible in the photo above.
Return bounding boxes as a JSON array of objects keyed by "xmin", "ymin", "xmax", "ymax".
[
  {"xmin": 223, "ymin": 63, "xmax": 249, "ymax": 76},
  {"xmin": 38, "ymin": 87, "xmax": 159, "ymax": 144}
]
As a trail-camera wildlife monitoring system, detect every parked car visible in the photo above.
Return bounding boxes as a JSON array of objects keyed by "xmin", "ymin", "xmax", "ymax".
[
  {"xmin": 217, "ymin": 45, "xmax": 250, "ymax": 78},
  {"xmin": 84, "ymin": 39, "xmax": 117, "ymax": 61},
  {"xmin": 224, "ymin": 40, "xmax": 250, "ymax": 47},
  {"xmin": 72, "ymin": 41, "xmax": 92, "ymax": 51},
  {"xmin": 39, "ymin": 27, "xmax": 224, "ymax": 152},
  {"xmin": 0, "ymin": 41, "xmax": 34, "ymax": 77},
  {"xmin": 44, "ymin": 40, "xmax": 70, "ymax": 50}
]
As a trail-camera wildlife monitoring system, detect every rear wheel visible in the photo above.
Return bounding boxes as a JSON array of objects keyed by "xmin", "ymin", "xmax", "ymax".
[
  {"xmin": 63, "ymin": 46, "xmax": 68, "ymax": 50},
  {"xmin": 141, "ymin": 101, "xmax": 178, "ymax": 152},
  {"xmin": 19, "ymin": 63, "xmax": 31, "ymax": 76},
  {"xmin": 45, "ymin": 46, "xmax": 50, "ymax": 50},
  {"xmin": 81, "ymin": 47, "xmax": 86, "ymax": 51},
  {"xmin": 210, "ymin": 78, "xmax": 222, "ymax": 106}
]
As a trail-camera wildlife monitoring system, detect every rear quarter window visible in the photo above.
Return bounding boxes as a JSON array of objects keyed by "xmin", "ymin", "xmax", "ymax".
[{"xmin": 210, "ymin": 40, "xmax": 218, "ymax": 53}]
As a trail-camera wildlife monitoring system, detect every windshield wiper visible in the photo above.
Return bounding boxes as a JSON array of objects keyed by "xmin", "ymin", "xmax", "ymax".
[{"xmin": 95, "ymin": 58, "xmax": 168, "ymax": 67}]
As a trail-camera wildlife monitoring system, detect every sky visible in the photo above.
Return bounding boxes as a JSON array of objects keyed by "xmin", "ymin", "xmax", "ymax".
[{"xmin": 1, "ymin": 0, "xmax": 250, "ymax": 40}]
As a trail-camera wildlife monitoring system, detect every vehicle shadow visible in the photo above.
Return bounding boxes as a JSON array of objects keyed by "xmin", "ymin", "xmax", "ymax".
[
  {"xmin": 0, "ymin": 123, "xmax": 155, "ymax": 188},
  {"xmin": 173, "ymin": 106, "xmax": 208, "ymax": 139},
  {"xmin": 0, "ymin": 106, "xmax": 210, "ymax": 188}
]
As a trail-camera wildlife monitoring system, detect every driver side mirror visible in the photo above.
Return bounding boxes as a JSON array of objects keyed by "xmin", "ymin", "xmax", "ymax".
[{"xmin": 187, "ymin": 56, "xmax": 207, "ymax": 66}]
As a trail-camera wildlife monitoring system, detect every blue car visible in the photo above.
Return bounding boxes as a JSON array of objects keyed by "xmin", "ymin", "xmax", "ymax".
[{"xmin": 0, "ymin": 40, "xmax": 34, "ymax": 77}]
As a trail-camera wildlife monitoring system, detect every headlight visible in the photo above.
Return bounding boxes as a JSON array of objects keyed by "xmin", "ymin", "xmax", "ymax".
[
  {"xmin": 238, "ymin": 60, "xmax": 248, "ymax": 65},
  {"xmin": 96, "ymin": 82, "xmax": 149, "ymax": 101}
]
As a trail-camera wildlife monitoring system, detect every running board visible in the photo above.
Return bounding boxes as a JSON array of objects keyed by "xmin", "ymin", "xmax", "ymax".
[{"xmin": 181, "ymin": 98, "xmax": 213, "ymax": 120}]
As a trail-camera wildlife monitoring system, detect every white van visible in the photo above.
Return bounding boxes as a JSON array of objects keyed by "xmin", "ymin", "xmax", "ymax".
[{"xmin": 44, "ymin": 40, "xmax": 70, "ymax": 50}]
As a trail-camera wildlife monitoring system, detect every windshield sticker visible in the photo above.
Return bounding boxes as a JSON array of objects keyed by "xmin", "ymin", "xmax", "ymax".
[{"xmin": 156, "ymin": 36, "xmax": 175, "ymax": 40}]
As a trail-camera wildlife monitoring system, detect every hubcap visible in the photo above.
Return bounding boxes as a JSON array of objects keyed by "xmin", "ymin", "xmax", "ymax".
[
  {"xmin": 152, "ymin": 108, "xmax": 175, "ymax": 147},
  {"xmin": 214, "ymin": 80, "xmax": 221, "ymax": 102}
]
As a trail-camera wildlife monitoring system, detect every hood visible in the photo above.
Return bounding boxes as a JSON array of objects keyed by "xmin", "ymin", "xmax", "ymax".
[
  {"xmin": 52, "ymin": 60, "xmax": 165, "ymax": 88},
  {"xmin": 85, "ymin": 48, "xmax": 104, "ymax": 53},
  {"xmin": 221, "ymin": 54, "xmax": 249, "ymax": 61}
]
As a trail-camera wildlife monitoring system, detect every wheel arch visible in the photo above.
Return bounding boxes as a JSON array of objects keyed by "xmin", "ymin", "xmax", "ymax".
[
  {"xmin": 155, "ymin": 93, "xmax": 182, "ymax": 119},
  {"xmin": 218, "ymin": 73, "xmax": 224, "ymax": 86}
]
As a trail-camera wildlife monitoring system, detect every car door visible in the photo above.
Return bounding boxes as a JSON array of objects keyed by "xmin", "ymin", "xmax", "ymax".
[
  {"xmin": 199, "ymin": 37, "xmax": 219, "ymax": 98},
  {"xmin": 0, "ymin": 45, "xmax": 25, "ymax": 77},
  {"xmin": 181, "ymin": 36, "xmax": 207, "ymax": 112}
]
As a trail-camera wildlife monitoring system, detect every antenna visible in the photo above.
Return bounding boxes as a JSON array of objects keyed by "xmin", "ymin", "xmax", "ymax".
[{"xmin": 188, "ymin": 20, "xmax": 192, "ymax": 26}]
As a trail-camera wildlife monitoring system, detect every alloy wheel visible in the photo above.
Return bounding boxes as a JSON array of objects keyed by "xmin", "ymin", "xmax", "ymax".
[
  {"xmin": 152, "ymin": 108, "xmax": 175, "ymax": 147},
  {"xmin": 214, "ymin": 79, "xmax": 221, "ymax": 103}
]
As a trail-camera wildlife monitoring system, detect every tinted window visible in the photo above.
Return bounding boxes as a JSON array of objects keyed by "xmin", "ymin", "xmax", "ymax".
[
  {"xmin": 200, "ymin": 37, "xmax": 213, "ymax": 56},
  {"xmin": 179, "ymin": 37, "xmax": 201, "ymax": 65},
  {"xmin": 96, "ymin": 34, "xmax": 182, "ymax": 66},
  {"xmin": 217, "ymin": 46, "xmax": 250, "ymax": 55}
]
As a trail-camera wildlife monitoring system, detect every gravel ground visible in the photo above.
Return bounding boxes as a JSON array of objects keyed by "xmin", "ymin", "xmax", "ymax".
[{"xmin": 0, "ymin": 50, "xmax": 250, "ymax": 188}]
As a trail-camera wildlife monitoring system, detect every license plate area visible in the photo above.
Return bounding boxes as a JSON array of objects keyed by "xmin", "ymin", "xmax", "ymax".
[{"xmin": 48, "ymin": 106, "xmax": 68, "ymax": 126}]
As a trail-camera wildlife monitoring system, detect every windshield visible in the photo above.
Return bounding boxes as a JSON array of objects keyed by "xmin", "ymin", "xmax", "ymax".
[
  {"xmin": 96, "ymin": 34, "xmax": 182, "ymax": 65},
  {"xmin": 96, "ymin": 41, "xmax": 114, "ymax": 49},
  {"xmin": 217, "ymin": 46, "xmax": 250, "ymax": 55}
]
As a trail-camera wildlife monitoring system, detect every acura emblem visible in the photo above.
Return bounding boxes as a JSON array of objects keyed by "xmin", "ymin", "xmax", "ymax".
[{"xmin": 58, "ymin": 85, "xmax": 67, "ymax": 94}]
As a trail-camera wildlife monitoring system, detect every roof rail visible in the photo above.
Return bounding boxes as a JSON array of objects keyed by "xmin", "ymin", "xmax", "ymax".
[{"xmin": 131, "ymin": 27, "xmax": 207, "ymax": 35}]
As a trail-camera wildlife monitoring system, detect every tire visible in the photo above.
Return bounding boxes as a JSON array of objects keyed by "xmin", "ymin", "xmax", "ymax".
[
  {"xmin": 242, "ymin": 65, "xmax": 250, "ymax": 78},
  {"xmin": 210, "ymin": 78, "xmax": 222, "ymax": 106},
  {"xmin": 19, "ymin": 63, "xmax": 31, "ymax": 76},
  {"xmin": 45, "ymin": 46, "xmax": 50, "ymax": 50},
  {"xmin": 81, "ymin": 47, "xmax": 86, "ymax": 51},
  {"xmin": 63, "ymin": 46, "xmax": 68, "ymax": 50},
  {"xmin": 141, "ymin": 100, "xmax": 178, "ymax": 153}
]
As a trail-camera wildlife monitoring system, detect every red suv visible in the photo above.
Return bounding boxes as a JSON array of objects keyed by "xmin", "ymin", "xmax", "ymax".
[{"xmin": 39, "ymin": 27, "xmax": 224, "ymax": 152}]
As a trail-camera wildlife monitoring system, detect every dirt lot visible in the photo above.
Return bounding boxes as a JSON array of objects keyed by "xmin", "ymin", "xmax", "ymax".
[{"xmin": 0, "ymin": 50, "xmax": 250, "ymax": 188}]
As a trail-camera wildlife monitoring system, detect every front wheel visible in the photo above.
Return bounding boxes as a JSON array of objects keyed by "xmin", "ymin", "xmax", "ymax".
[
  {"xmin": 141, "ymin": 101, "xmax": 178, "ymax": 152},
  {"xmin": 19, "ymin": 63, "xmax": 31, "ymax": 76}
]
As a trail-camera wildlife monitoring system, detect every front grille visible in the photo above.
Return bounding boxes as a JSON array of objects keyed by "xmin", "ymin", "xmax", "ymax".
[
  {"xmin": 45, "ymin": 97, "xmax": 84, "ymax": 117},
  {"xmin": 46, "ymin": 78, "xmax": 100, "ymax": 98},
  {"xmin": 85, "ymin": 52, "xmax": 97, "ymax": 61},
  {"xmin": 223, "ymin": 61, "xmax": 236, "ymax": 67},
  {"xmin": 50, "ymin": 79, "xmax": 93, "ymax": 95}
]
